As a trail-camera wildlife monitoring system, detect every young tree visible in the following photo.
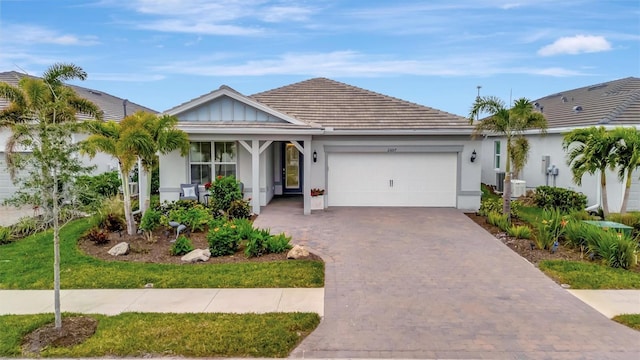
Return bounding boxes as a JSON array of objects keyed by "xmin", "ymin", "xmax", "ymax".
[
  {"xmin": 139, "ymin": 113, "xmax": 189, "ymax": 213},
  {"xmin": 82, "ymin": 113, "xmax": 155, "ymax": 235},
  {"xmin": 610, "ymin": 127, "xmax": 640, "ymax": 214},
  {"xmin": 509, "ymin": 136, "xmax": 530, "ymax": 179},
  {"xmin": 0, "ymin": 63, "xmax": 102, "ymax": 329},
  {"xmin": 469, "ymin": 97, "xmax": 547, "ymax": 217},
  {"xmin": 562, "ymin": 126, "xmax": 617, "ymax": 217}
]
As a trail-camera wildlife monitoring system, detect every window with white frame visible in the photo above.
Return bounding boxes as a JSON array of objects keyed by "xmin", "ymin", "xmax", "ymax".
[
  {"xmin": 189, "ymin": 141, "xmax": 236, "ymax": 184},
  {"xmin": 494, "ymin": 140, "xmax": 501, "ymax": 169}
]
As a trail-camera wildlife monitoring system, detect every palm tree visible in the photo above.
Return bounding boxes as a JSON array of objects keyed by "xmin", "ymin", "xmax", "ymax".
[
  {"xmin": 610, "ymin": 127, "xmax": 640, "ymax": 214},
  {"xmin": 509, "ymin": 136, "xmax": 530, "ymax": 179},
  {"xmin": 139, "ymin": 112, "xmax": 189, "ymax": 213},
  {"xmin": 0, "ymin": 63, "xmax": 102, "ymax": 330},
  {"xmin": 562, "ymin": 126, "xmax": 617, "ymax": 217},
  {"xmin": 469, "ymin": 97, "xmax": 547, "ymax": 217},
  {"xmin": 82, "ymin": 114, "xmax": 155, "ymax": 235}
]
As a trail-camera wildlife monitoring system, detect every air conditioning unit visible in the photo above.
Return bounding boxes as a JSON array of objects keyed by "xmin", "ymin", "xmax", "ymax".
[
  {"xmin": 496, "ymin": 171, "xmax": 505, "ymax": 192},
  {"xmin": 511, "ymin": 180, "xmax": 526, "ymax": 198}
]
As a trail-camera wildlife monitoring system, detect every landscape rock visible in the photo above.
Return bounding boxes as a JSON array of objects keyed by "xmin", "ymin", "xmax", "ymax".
[
  {"xmin": 108, "ymin": 242, "xmax": 129, "ymax": 256},
  {"xmin": 287, "ymin": 245, "xmax": 309, "ymax": 259},
  {"xmin": 181, "ymin": 248, "xmax": 211, "ymax": 263}
]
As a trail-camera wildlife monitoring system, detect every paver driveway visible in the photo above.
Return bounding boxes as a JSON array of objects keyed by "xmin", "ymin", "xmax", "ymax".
[{"xmin": 254, "ymin": 203, "xmax": 640, "ymax": 359}]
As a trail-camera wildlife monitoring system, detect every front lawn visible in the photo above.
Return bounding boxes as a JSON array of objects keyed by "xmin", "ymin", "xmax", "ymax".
[
  {"xmin": 539, "ymin": 260, "xmax": 640, "ymax": 289},
  {"xmin": 0, "ymin": 312, "xmax": 320, "ymax": 357},
  {"xmin": 613, "ymin": 314, "xmax": 640, "ymax": 331},
  {"xmin": 0, "ymin": 219, "xmax": 324, "ymax": 289}
]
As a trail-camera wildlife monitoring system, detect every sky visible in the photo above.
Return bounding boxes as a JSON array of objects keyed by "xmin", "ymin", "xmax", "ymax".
[{"xmin": 0, "ymin": 0, "xmax": 638, "ymax": 117}]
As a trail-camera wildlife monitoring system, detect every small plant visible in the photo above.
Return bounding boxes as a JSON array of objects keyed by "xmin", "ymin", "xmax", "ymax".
[
  {"xmin": 85, "ymin": 227, "xmax": 110, "ymax": 245},
  {"xmin": 586, "ymin": 228, "xmax": 639, "ymax": 269},
  {"xmin": 209, "ymin": 175, "xmax": 243, "ymax": 215},
  {"xmin": 232, "ymin": 218, "xmax": 255, "ymax": 240},
  {"xmin": 487, "ymin": 211, "xmax": 509, "ymax": 231},
  {"xmin": 170, "ymin": 235, "xmax": 195, "ymax": 256},
  {"xmin": 533, "ymin": 186, "xmax": 587, "ymax": 213},
  {"xmin": 478, "ymin": 197, "xmax": 502, "ymax": 217},
  {"xmin": 311, "ymin": 188, "xmax": 325, "ymax": 196},
  {"xmin": 227, "ymin": 199, "xmax": 252, "ymax": 220},
  {"xmin": 0, "ymin": 226, "xmax": 13, "ymax": 245},
  {"xmin": 266, "ymin": 232, "xmax": 293, "ymax": 253},
  {"xmin": 165, "ymin": 203, "xmax": 212, "ymax": 233},
  {"xmin": 139, "ymin": 208, "xmax": 162, "ymax": 243},
  {"xmin": 10, "ymin": 217, "xmax": 40, "ymax": 238},
  {"xmin": 533, "ymin": 208, "xmax": 568, "ymax": 250},
  {"xmin": 245, "ymin": 228, "xmax": 272, "ymax": 258},
  {"xmin": 507, "ymin": 225, "xmax": 531, "ymax": 239},
  {"xmin": 103, "ymin": 213, "xmax": 125, "ymax": 233},
  {"xmin": 207, "ymin": 222, "xmax": 241, "ymax": 256}
]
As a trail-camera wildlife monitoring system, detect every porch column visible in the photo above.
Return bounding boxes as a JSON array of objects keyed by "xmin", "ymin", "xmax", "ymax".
[
  {"xmin": 303, "ymin": 138, "xmax": 312, "ymax": 215},
  {"xmin": 251, "ymin": 139, "xmax": 261, "ymax": 214}
]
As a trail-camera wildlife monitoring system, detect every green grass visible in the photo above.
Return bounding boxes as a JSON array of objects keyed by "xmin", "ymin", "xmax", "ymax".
[
  {"xmin": 613, "ymin": 314, "xmax": 640, "ymax": 331},
  {"xmin": 481, "ymin": 183, "xmax": 500, "ymax": 200},
  {"xmin": 516, "ymin": 205, "xmax": 544, "ymax": 225},
  {"xmin": 0, "ymin": 219, "xmax": 324, "ymax": 289},
  {"xmin": 539, "ymin": 260, "xmax": 640, "ymax": 289},
  {"xmin": 0, "ymin": 312, "xmax": 320, "ymax": 357}
]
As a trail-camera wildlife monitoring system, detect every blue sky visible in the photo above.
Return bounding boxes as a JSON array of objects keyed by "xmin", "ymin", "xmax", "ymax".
[{"xmin": 1, "ymin": 0, "xmax": 638, "ymax": 116}]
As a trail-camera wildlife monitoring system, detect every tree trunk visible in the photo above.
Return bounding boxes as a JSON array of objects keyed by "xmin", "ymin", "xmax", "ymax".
[
  {"xmin": 620, "ymin": 170, "xmax": 633, "ymax": 215},
  {"xmin": 503, "ymin": 136, "xmax": 512, "ymax": 218},
  {"xmin": 600, "ymin": 171, "xmax": 610, "ymax": 218},
  {"xmin": 52, "ymin": 171, "xmax": 61, "ymax": 329},
  {"xmin": 142, "ymin": 168, "xmax": 153, "ymax": 214},
  {"xmin": 120, "ymin": 170, "xmax": 137, "ymax": 235}
]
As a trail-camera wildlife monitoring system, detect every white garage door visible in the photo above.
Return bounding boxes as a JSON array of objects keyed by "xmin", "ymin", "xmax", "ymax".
[
  {"xmin": 0, "ymin": 157, "xmax": 17, "ymax": 201},
  {"xmin": 327, "ymin": 152, "xmax": 457, "ymax": 207}
]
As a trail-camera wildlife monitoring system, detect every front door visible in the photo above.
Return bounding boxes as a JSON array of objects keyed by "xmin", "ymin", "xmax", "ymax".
[{"xmin": 283, "ymin": 142, "xmax": 303, "ymax": 194}]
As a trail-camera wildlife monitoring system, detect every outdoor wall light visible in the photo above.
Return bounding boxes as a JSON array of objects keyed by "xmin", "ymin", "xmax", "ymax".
[
  {"xmin": 470, "ymin": 150, "xmax": 477, "ymax": 163},
  {"xmin": 313, "ymin": 150, "xmax": 318, "ymax": 163}
]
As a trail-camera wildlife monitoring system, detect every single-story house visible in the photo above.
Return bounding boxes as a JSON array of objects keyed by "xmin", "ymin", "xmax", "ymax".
[
  {"xmin": 0, "ymin": 71, "xmax": 156, "ymax": 201},
  {"xmin": 480, "ymin": 77, "xmax": 640, "ymax": 212},
  {"xmin": 160, "ymin": 78, "xmax": 482, "ymax": 214}
]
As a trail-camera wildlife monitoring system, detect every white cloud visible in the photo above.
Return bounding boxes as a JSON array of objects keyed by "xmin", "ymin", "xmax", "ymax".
[
  {"xmin": 538, "ymin": 35, "xmax": 612, "ymax": 56},
  {"xmin": 88, "ymin": 73, "xmax": 166, "ymax": 82},
  {"xmin": 1, "ymin": 24, "xmax": 99, "ymax": 46},
  {"xmin": 137, "ymin": 20, "xmax": 263, "ymax": 36}
]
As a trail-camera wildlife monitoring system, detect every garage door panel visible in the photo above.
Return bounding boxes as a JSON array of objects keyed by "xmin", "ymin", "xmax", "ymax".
[{"xmin": 327, "ymin": 152, "xmax": 457, "ymax": 207}]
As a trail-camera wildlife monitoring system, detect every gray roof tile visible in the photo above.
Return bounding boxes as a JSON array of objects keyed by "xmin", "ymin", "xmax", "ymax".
[
  {"xmin": 250, "ymin": 78, "xmax": 472, "ymax": 130},
  {"xmin": 0, "ymin": 71, "xmax": 156, "ymax": 121}
]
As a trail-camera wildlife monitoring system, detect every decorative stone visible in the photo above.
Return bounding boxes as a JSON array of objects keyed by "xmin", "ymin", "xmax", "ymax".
[
  {"xmin": 181, "ymin": 248, "xmax": 211, "ymax": 263},
  {"xmin": 287, "ymin": 245, "xmax": 309, "ymax": 259},
  {"xmin": 108, "ymin": 242, "xmax": 129, "ymax": 256}
]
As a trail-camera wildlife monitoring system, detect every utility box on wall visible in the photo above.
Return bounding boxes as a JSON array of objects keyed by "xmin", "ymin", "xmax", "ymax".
[
  {"xmin": 496, "ymin": 171, "xmax": 505, "ymax": 192},
  {"xmin": 542, "ymin": 155, "xmax": 550, "ymax": 175}
]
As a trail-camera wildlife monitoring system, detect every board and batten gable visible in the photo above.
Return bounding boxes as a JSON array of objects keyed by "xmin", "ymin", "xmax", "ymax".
[{"xmin": 174, "ymin": 95, "xmax": 288, "ymax": 123}]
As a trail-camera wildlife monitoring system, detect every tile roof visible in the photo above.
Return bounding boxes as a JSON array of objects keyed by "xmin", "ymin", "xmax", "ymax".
[
  {"xmin": 531, "ymin": 77, "xmax": 640, "ymax": 129},
  {"xmin": 0, "ymin": 71, "xmax": 156, "ymax": 121},
  {"xmin": 250, "ymin": 78, "xmax": 472, "ymax": 130}
]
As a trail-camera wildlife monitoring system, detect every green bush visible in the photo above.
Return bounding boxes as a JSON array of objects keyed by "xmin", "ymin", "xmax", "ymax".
[
  {"xmin": 563, "ymin": 220, "xmax": 590, "ymax": 249},
  {"xmin": 478, "ymin": 197, "xmax": 502, "ymax": 217},
  {"xmin": 84, "ymin": 227, "xmax": 110, "ymax": 245},
  {"xmin": 232, "ymin": 218, "xmax": 255, "ymax": 240},
  {"xmin": 245, "ymin": 228, "xmax": 271, "ymax": 258},
  {"xmin": 164, "ymin": 203, "xmax": 212, "ymax": 233},
  {"xmin": 75, "ymin": 171, "xmax": 122, "ymax": 206},
  {"xmin": 533, "ymin": 186, "xmax": 587, "ymax": 213},
  {"xmin": 228, "ymin": 199, "xmax": 252, "ymax": 220},
  {"xmin": 586, "ymin": 228, "xmax": 639, "ymax": 269},
  {"xmin": 139, "ymin": 208, "xmax": 162, "ymax": 242},
  {"xmin": 10, "ymin": 217, "xmax": 40, "ymax": 239},
  {"xmin": 209, "ymin": 176, "xmax": 243, "ymax": 215},
  {"xmin": 487, "ymin": 211, "xmax": 509, "ymax": 231},
  {"xmin": 207, "ymin": 222, "xmax": 241, "ymax": 257},
  {"xmin": 607, "ymin": 212, "xmax": 640, "ymax": 237},
  {"xmin": 170, "ymin": 235, "xmax": 195, "ymax": 256},
  {"xmin": 533, "ymin": 208, "xmax": 568, "ymax": 250},
  {"xmin": 0, "ymin": 226, "xmax": 13, "ymax": 245},
  {"xmin": 266, "ymin": 232, "xmax": 293, "ymax": 253},
  {"xmin": 507, "ymin": 225, "xmax": 532, "ymax": 239}
]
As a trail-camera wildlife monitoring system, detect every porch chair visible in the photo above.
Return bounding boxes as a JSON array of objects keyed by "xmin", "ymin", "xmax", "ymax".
[{"xmin": 179, "ymin": 183, "xmax": 200, "ymax": 202}]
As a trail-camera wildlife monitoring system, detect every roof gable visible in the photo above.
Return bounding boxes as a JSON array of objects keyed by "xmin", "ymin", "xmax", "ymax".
[
  {"xmin": 164, "ymin": 85, "xmax": 308, "ymax": 126},
  {"xmin": 0, "ymin": 71, "xmax": 156, "ymax": 121},
  {"xmin": 531, "ymin": 77, "xmax": 640, "ymax": 129},
  {"xmin": 250, "ymin": 78, "xmax": 471, "ymax": 130}
]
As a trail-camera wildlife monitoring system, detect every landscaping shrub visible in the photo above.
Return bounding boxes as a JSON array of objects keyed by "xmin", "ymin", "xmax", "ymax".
[
  {"xmin": 94, "ymin": 196, "xmax": 125, "ymax": 230},
  {"xmin": 607, "ymin": 212, "xmax": 640, "ymax": 237},
  {"xmin": 487, "ymin": 211, "xmax": 509, "ymax": 231},
  {"xmin": 245, "ymin": 228, "xmax": 271, "ymax": 258},
  {"xmin": 563, "ymin": 220, "xmax": 591, "ymax": 249},
  {"xmin": 533, "ymin": 186, "xmax": 587, "ymax": 213},
  {"xmin": 75, "ymin": 171, "xmax": 121, "ymax": 206},
  {"xmin": 478, "ymin": 197, "xmax": 502, "ymax": 217},
  {"xmin": 228, "ymin": 199, "xmax": 252, "ymax": 220},
  {"xmin": 232, "ymin": 218, "xmax": 255, "ymax": 240},
  {"xmin": 0, "ymin": 226, "xmax": 13, "ymax": 245},
  {"xmin": 207, "ymin": 222, "xmax": 241, "ymax": 256},
  {"xmin": 170, "ymin": 235, "xmax": 195, "ymax": 256},
  {"xmin": 164, "ymin": 203, "xmax": 212, "ymax": 233},
  {"xmin": 533, "ymin": 208, "xmax": 568, "ymax": 250},
  {"xmin": 84, "ymin": 227, "xmax": 110, "ymax": 245},
  {"xmin": 139, "ymin": 208, "xmax": 162, "ymax": 243},
  {"xmin": 10, "ymin": 217, "xmax": 40, "ymax": 239},
  {"xmin": 586, "ymin": 228, "xmax": 639, "ymax": 269},
  {"xmin": 209, "ymin": 175, "xmax": 243, "ymax": 215},
  {"xmin": 266, "ymin": 232, "xmax": 293, "ymax": 253},
  {"xmin": 507, "ymin": 225, "xmax": 532, "ymax": 239}
]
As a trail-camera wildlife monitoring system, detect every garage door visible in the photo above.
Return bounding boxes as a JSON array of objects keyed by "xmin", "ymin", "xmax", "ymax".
[
  {"xmin": 0, "ymin": 157, "xmax": 17, "ymax": 201},
  {"xmin": 327, "ymin": 152, "xmax": 457, "ymax": 207}
]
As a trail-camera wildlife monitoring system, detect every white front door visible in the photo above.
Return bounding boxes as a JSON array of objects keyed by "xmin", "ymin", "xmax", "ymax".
[{"xmin": 327, "ymin": 152, "xmax": 457, "ymax": 207}]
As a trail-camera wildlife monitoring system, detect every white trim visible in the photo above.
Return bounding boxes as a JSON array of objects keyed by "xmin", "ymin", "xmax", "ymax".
[
  {"xmin": 259, "ymin": 140, "xmax": 273, "ymax": 154},
  {"xmin": 483, "ymin": 124, "xmax": 640, "ymax": 137},
  {"xmin": 238, "ymin": 140, "xmax": 252, "ymax": 153}
]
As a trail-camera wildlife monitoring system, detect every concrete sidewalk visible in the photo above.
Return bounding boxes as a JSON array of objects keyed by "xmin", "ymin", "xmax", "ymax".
[
  {"xmin": 569, "ymin": 289, "xmax": 640, "ymax": 318},
  {"xmin": 0, "ymin": 288, "xmax": 324, "ymax": 316}
]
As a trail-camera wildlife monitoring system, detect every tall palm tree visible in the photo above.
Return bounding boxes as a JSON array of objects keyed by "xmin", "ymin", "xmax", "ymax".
[
  {"xmin": 469, "ymin": 97, "xmax": 547, "ymax": 217},
  {"xmin": 562, "ymin": 126, "xmax": 617, "ymax": 217},
  {"xmin": 509, "ymin": 136, "xmax": 530, "ymax": 179},
  {"xmin": 83, "ymin": 115, "xmax": 155, "ymax": 235},
  {"xmin": 139, "ymin": 112, "xmax": 189, "ymax": 213},
  {"xmin": 0, "ymin": 63, "xmax": 102, "ymax": 330},
  {"xmin": 610, "ymin": 127, "xmax": 640, "ymax": 214}
]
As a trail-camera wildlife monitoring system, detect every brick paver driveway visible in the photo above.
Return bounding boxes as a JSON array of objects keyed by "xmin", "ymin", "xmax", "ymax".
[{"xmin": 254, "ymin": 203, "xmax": 640, "ymax": 359}]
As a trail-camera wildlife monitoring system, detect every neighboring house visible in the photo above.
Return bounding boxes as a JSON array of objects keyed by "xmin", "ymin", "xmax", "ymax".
[
  {"xmin": 480, "ymin": 77, "xmax": 640, "ymax": 212},
  {"xmin": 0, "ymin": 71, "xmax": 156, "ymax": 201},
  {"xmin": 160, "ymin": 78, "xmax": 481, "ymax": 214}
]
